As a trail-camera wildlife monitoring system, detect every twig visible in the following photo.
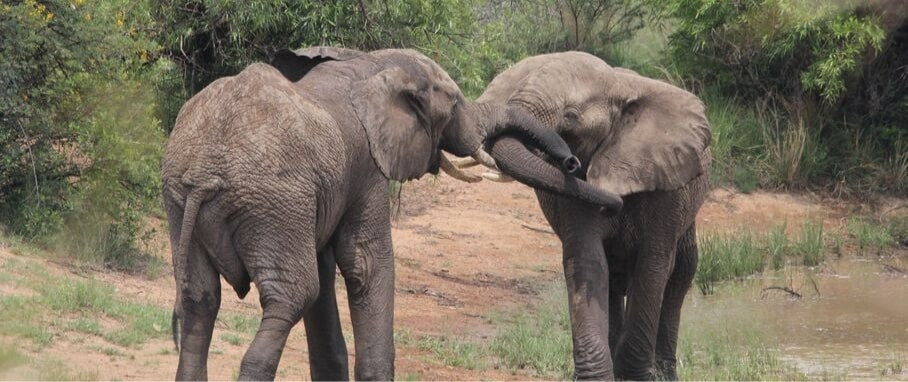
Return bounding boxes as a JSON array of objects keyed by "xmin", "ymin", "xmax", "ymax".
[
  {"xmin": 521, "ymin": 223, "xmax": 555, "ymax": 235},
  {"xmin": 883, "ymin": 264, "xmax": 905, "ymax": 274},
  {"xmin": 806, "ymin": 273, "xmax": 821, "ymax": 297},
  {"xmin": 879, "ymin": 203, "xmax": 907, "ymax": 223},
  {"xmin": 16, "ymin": 122, "xmax": 39, "ymax": 201},
  {"xmin": 762, "ymin": 286, "xmax": 802, "ymax": 299}
]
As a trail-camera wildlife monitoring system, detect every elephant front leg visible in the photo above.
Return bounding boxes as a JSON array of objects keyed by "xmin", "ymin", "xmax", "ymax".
[
  {"xmin": 335, "ymin": 193, "xmax": 395, "ymax": 380},
  {"xmin": 613, "ymin": 244, "xmax": 674, "ymax": 381},
  {"xmin": 655, "ymin": 226, "xmax": 698, "ymax": 381},
  {"xmin": 562, "ymin": 234, "xmax": 614, "ymax": 380},
  {"xmin": 303, "ymin": 246, "xmax": 350, "ymax": 381}
]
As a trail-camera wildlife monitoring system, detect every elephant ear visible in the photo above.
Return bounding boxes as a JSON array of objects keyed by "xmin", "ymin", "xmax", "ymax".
[
  {"xmin": 351, "ymin": 67, "xmax": 435, "ymax": 181},
  {"xmin": 270, "ymin": 46, "xmax": 363, "ymax": 82},
  {"xmin": 587, "ymin": 94, "xmax": 711, "ymax": 196}
]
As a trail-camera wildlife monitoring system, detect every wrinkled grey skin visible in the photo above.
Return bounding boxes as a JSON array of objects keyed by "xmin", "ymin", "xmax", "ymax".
[
  {"xmin": 162, "ymin": 47, "xmax": 618, "ymax": 381},
  {"xmin": 479, "ymin": 52, "xmax": 712, "ymax": 380}
]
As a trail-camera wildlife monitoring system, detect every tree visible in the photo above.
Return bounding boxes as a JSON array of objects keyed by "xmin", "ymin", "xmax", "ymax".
[{"xmin": 1, "ymin": 0, "xmax": 164, "ymax": 268}]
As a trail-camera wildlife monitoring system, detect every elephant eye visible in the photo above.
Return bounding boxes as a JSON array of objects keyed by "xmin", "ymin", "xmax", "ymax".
[{"xmin": 449, "ymin": 97, "xmax": 458, "ymax": 116}]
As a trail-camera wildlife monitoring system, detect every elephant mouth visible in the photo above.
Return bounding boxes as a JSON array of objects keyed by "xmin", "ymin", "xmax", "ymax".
[{"xmin": 427, "ymin": 150, "xmax": 442, "ymax": 175}]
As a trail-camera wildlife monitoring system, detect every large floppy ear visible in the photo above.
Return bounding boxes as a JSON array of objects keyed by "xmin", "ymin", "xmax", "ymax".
[
  {"xmin": 587, "ymin": 92, "xmax": 711, "ymax": 196},
  {"xmin": 351, "ymin": 67, "xmax": 435, "ymax": 181},
  {"xmin": 269, "ymin": 46, "xmax": 362, "ymax": 82}
]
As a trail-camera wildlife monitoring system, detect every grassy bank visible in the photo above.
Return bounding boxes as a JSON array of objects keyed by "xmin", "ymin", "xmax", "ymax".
[
  {"xmin": 695, "ymin": 216, "xmax": 903, "ymax": 295},
  {"xmin": 0, "ymin": 234, "xmax": 242, "ymax": 378}
]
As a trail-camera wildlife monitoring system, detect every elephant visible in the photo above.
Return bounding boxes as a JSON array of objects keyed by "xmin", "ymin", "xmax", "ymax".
[
  {"xmin": 162, "ymin": 47, "xmax": 624, "ymax": 381},
  {"xmin": 454, "ymin": 52, "xmax": 712, "ymax": 380}
]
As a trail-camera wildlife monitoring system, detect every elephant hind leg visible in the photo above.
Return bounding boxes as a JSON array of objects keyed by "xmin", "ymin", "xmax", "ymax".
[
  {"xmin": 175, "ymin": 240, "xmax": 222, "ymax": 381},
  {"xmin": 303, "ymin": 246, "xmax": 349, "ymax": 381},
  {"xmin": 237, "ymin": 230, "xmax": 319, "ymax": 381},
  {"xmin": 655, "ymin": 225, "xmax": 698, "ymax": 380}
]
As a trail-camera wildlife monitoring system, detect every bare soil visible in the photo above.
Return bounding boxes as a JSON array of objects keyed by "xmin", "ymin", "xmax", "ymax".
[{"xmin": 0, "ymin": 169, "xmax": 898, "ymax": 380}]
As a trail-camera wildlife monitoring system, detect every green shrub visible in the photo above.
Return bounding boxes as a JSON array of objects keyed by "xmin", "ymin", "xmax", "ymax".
[
  {"xmin": 1, "ymin": 0, "xmax": 164, "ymax": 270},
  {"xmin": 663, "ymin": 0, "xmax": 906, "ymax": 193}
]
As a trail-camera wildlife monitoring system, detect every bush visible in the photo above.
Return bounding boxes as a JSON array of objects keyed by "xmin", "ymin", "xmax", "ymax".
[
  {"xmin": 663, "ymin": 0, "xmax": 907, "ymax": 193},
  {"xmin": 1, "ymin": 0, "xmax": 164, "ymax": 270}
]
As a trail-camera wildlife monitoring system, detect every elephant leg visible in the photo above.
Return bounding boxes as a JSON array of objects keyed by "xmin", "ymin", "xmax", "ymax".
[
  {"xmin": 562, "ymin": 233, "xmax": 613, "ymax": 380},
  {"xmin": 237, "ymin": 230, "xmax": 319, "ymax": 381},
  {"xmin": 613, "ymin": 244, "xmax": 675, "ymax": 380},
  {"xmin": 335, "ymin": 189, "xmax": 395, "ymax": 380},
  {"xmin": 303, "ymin": 246, "xmax": 349, "ymax": 381},
  {"xmin": 608, "ymin": 272, "xmax": 626, "ymax": 363},
  {"xmin": 655, "ymin": 225, "xmax": 698, "ymax": 381},
  {"xmin": 176, "ymin": 240, "xmax": 221, "ymax": 381}
]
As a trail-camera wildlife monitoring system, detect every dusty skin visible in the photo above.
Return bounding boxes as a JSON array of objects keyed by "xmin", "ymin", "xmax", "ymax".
[{"xmin": 0, "ymin": 172, "xmax": 905, "ymax": 380}]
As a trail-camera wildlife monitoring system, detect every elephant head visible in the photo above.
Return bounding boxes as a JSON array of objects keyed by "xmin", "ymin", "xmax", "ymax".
[
  {"xmin": 472, "ymin": 51, "xmax": 711, "ymax": 199},
  {"xmin": 270, "ymin": 48, "xmax": 623, "ymax": 210}
]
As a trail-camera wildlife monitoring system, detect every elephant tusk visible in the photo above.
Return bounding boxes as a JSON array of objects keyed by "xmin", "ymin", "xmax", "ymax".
[
  {"xmin": 450, "ymin": 157, "xmax": 480, "ymax": 168},
  {"xmin": 471, "ymin": 149, "xmax": 499, "ymax": 169},
  {"xmin": 440, "ymin": 153, "xmax": 482, "ymax": 183},
  {"xmin": 481, "ymin": 171, "xmax": 515, "ymax": 183}
]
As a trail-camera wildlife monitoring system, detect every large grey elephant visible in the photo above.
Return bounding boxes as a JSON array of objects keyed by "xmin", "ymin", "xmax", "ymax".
[
  {"xmin": 162, "ymin": 47, "xmax": 622, "ymax": 381},
  {"xmin": 458, "ymin": 52, "xmax": 711, "ymax": 380}
]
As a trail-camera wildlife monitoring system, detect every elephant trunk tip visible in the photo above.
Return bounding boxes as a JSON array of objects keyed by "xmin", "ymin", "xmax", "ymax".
[{"xmin": 562, "ymin": 156, "xmax": 581, "ymax": 174}]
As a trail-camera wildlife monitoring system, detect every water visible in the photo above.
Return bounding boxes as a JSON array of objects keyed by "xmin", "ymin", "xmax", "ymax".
[{"xmin": 686, "ymin": 254, "xmax": 908, "ymax": 380}]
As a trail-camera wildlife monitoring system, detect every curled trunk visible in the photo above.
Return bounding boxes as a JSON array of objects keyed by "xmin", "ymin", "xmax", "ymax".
[
  {"xmin": 442, "ymin": 102, "xmax": 579, "ymax": 173},
  {"xmin": 489, "ymin": 136, "xmax": 623, "ymax": 212}
]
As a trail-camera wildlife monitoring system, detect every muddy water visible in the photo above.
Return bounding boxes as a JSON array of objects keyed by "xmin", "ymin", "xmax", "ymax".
[{"xmin": 686, "ymin": 253, "xmax": 908, "ymax": 380}]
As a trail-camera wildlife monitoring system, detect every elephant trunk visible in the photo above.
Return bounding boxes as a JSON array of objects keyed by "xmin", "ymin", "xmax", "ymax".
[
  {"xmin": 442, "ymin": 101, "xmax": 580, "ymax": 173},
  {"xmin": 488, "ymin": 135, "xmax": 624, "ymax": 211}
]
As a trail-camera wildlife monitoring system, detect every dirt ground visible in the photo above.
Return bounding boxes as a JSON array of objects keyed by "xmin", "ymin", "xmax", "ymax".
[{"xmin": 0, "ymin": 168, "xmax": 900, "ymax": 380}]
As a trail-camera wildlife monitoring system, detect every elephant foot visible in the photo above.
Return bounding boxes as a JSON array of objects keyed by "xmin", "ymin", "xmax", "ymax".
[
  {"xmin": 655, "ymin": 358, "xmax": 678, "ymax": 381},
  {"xmin": 614, "ymin": 366, "xmax": 654, "ymax": 381}
]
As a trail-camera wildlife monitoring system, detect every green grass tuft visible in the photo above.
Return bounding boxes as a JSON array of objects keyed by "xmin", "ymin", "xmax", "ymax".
[
  {"xmin": 416, "ymin": 335, "xmax": 487, "ymax": 370},
  {"xmin": 490, "ymin": 285, "xmax": 573, "ymax": 379},
  {"xmin": 794, "ymin": 220, "xmax": 825, "ymax": 266},
  {"xmin": 767, "ymin": 223, "xmax": 789, "ymax": 270},
  {"xmin": 847, "ymin": 217, "xmax": 895, "ymax": 256},
  {"xmin": 221, "ymin": 313, "xmax": 261, "ymax": 334},
  {"xmin": 221, "ymin": 333, "xmax": 246, "ymax": 346},
  {"xmin": 695, "ymin": 230, "xmax": 764, "ymax": 295},
  {"xmin": 66, "ymin": 318, "xmax": 103, "ymax": 336}
]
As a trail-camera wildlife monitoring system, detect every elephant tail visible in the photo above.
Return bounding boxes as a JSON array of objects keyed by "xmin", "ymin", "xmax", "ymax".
[{"xmin": 171, "ymin": 182, "xmax": 218, "ymax": 352}]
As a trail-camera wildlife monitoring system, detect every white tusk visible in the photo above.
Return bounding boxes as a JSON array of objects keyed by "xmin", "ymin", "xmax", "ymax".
[
  {"xmin": 472, "ymin": 149, "xmax": 498, "ymax": 169},
  {"xmin": 450, "ymin": 157, "xmax": 480, "ymax": 168},
  {"xmin": 440, "ymin": 153, "xmax": 482, "ymax": 183},
  {"xmin": 481, "ymin": 171, "xmax": 514, "ymax": 183}
]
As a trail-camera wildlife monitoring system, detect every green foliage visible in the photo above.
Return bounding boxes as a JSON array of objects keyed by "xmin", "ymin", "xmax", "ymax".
[
  {"xmin": 1, "ymin": 0, "xmax": 164, "ymax": 269},
  {"xmin": 152, "ymin": 0, "xmax": 485, "ymax": 109},
  {"xmin": 664, "ymin": 0, "xmax": 906, "ymax": 192},
  {"xmin": 666, "ymin": 0, "xmax": 885, "ymax": 103}
]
